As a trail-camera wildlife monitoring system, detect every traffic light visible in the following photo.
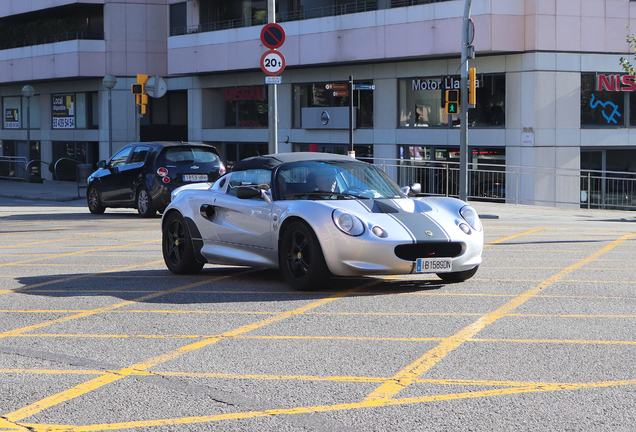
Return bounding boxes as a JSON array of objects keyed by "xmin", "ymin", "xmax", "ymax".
[
  {"xmin": 445, "ymin": 89, "xmax": 459, "ymax": 115},
  {"xmin": 131, "ymin": 74, "xmax": 149, "ymax": 115},
  {"xmin": 469, "ymin": 68, "xmax": 477, "ymax": 106}
]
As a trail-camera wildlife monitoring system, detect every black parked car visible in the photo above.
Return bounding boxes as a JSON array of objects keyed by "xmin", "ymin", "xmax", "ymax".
[{"xmin": 86, "ymin": 142, "xmax": 225, "ymax": 217}]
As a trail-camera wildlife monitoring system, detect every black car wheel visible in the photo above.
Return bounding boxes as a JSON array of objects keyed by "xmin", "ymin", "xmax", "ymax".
[
  {"xmin": 137, "ymin": 187, "xmax": 156, "ymax": 218},
  {"xmin": 437, "ymin": 265, "xmax": 479, "ymax": 283},
  {"xmin": 162, "ymin": 212, "xmax": 204, "ymax": 274},
  {"xmin": 279, "ymin": 221, "xmax": 331, "ymax": 291},
  {"xmin": 87, "ymin": 186, "xmax": 105, "ymax": 214}
]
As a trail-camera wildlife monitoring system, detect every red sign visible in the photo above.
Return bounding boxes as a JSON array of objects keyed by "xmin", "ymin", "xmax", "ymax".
[
  {"xmin": 224, "ymin": 86, "xmax": 265, "ymax": 101},
  {"xmin": 260, "ymin": 23, "xmax": 285, "ymax": 49},
  {"xmin": 260, "ymin": 50, "xmax": 286, "ymax": 76},
  {"xmin": 332, "ymin": 91, "xmax": 349, "ymax": 97},
  {"xmin": 325, "ymin": 84, "xmax": 348, "ymax": 90},
  {"xmin": 597, "ymin": 74, "xmax": 636, "ymax": 92}
]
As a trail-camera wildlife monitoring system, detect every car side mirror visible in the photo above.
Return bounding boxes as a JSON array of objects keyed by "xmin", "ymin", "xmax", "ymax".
[
  {"xmin": 401, "ymin": 183, "xmax": 421, "ymax": 197},
  {"xmin": 97, "ymin": 160, "xmax": 107, "ymax": 169},
  {"xmin": 237, "ymin": 186, "xmax": 272, "ymax": 203},
  {"xmin": 237, "ymin": 186, "xmax": 262, "ymax": 200}
]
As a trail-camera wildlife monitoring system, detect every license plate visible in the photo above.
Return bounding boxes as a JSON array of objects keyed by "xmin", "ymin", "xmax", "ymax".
[
  {"xmin": 416, "ymin": 258, "xmax": 452, "ymax": 273},
  {"xmin": 183, "ymin": 174, "xmax": 208, "ymax": 182}
]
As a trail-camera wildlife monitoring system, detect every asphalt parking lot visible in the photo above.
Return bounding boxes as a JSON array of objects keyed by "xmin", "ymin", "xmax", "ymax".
[{"xmin": 1, "ymin": 194, "xmax": 635, "ymax": 431}]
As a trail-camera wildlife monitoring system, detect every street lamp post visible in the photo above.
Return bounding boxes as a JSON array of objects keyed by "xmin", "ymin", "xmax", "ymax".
[
  {"xmin": 21, "ymin": 85, "xmax": 35, "ymax": 181},
  {"xmin": 102, "ymin": 75, "xmax": 117, "ymax": 157}
]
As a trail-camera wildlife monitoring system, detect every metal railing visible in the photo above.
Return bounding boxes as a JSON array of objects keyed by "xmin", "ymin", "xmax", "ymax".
[
  {"xmin": 375, "ymin": 158, "xmax": 636, "ymax": 210},
  {"xmin": 0, "ymin": 156, "xmax": 27, "ymax": 180},
  {"xmin": 170, "ymin": 0, "xmax": 455, "ymax": 36}
]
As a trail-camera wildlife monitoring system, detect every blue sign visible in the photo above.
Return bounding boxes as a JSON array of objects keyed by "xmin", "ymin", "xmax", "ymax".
[{"xmin": 352, "ymin": 84, "xmax": 375, "ymax": 91}]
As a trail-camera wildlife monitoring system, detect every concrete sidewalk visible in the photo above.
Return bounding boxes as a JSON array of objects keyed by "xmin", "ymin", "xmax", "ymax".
[{"xmin": 0, "ymin": 179, "xmax": 83, "ymax": 202}]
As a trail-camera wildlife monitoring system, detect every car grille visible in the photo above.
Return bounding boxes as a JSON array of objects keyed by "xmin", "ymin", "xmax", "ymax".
[{"xmin": 394, "ymin": 242, "xmax": 463, "ymax": 261}]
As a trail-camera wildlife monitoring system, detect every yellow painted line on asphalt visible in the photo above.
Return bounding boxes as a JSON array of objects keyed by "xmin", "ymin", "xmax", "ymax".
[
  {"xmin": 0, "ymin": 259, "xmax": 164, "ymax": 296},
  {"xmin": 362, "ymin": 231, "xmax": 636, "ymax": 403},
  {"xmin": 1, "ymin": 282, "xmax": 374, "ymax": 423},
  {"xmin": 0, "ymin": 276, "xmax": 216, "ymax": 339},
  {"xmin": 18, "ymin": 380, "xmax": 636, "ymax": 431},
  {"xmin": 0, "ymin": 240, "xmax": 160, "ymax": 267},
  {"xmin": 0, "ymin": 366, "xmax": 630, "ymax": 391},
  {"xmin": 484, "ymin": 228, "xmax": 549, "ymax": 246},
  {"xmin": 0, "ymin": 227, "xmax": 157, "ymax": 249},
  {"xmin": 472, "ymin": 337, "xmax": 636, "ymax": 345}
]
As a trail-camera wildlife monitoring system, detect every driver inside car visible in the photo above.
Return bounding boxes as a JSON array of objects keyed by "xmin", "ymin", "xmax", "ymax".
[{"xmin": 313, "ymin": 167, "xmax": 338, "ymax": 192}]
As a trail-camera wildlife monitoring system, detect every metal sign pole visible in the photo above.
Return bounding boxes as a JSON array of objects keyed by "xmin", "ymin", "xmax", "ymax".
[
  {"xmin": 268, "ymin": 0, "xmax": 278, "ymax": 154},
  {"xmin": 459, "ymin": 0, "xmax": 472, "ymax": 201},
  {"xmin": 349, "ymin": 75, "xmax": 354, "ymax": 157}
]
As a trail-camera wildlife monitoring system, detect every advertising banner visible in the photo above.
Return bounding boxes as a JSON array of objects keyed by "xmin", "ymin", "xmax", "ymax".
[
  {"xmin": 52, "ymin": 95, "xmax": 75, "ymax": 129},
  {"xmin": 4, "ymin": 109, "xmax": 19, "ymax": 128}
]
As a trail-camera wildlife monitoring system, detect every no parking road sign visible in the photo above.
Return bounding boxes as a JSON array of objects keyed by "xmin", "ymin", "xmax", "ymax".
[
  {"xmin": 260, "ymin": 23, "xmax": 285, "ymax": 49},
  {"xmin": 261, "ymin": 50, "xmax": 286, "ymax": 76}
]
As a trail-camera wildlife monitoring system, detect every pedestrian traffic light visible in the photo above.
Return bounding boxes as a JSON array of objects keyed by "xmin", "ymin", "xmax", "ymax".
[
  {"xmin": 445, "ymin": 90, "xmax": 459, "ymax": 115},
  {"xmin": 469, "ymin": 68, "xmax": 477, "ymax": 106}
]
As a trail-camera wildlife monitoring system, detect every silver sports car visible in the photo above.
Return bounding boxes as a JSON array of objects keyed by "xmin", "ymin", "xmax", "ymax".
[{"xmin": 161, "ymin": 152, "xmax": 483, "ymax": 291}]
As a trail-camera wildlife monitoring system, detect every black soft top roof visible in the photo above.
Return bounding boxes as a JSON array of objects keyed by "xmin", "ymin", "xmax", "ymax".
[{"xmin": 231, "ymin": 152, "xmax": 359, "ymax": 172}]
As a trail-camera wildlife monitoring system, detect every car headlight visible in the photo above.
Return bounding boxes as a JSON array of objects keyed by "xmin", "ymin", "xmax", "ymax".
[
  {"xmin": 460, "ymin": 205, "xmax": 482, "ymax": 232},
  {"xmin": 333, "ymin": 209, "xmax": 365, "ymax": 236}
]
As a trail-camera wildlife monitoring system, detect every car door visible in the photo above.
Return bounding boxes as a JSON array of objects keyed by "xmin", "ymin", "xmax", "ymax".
[
  {"xmin": 207, "ymin": 169, "xmax": 274, "ymax": 249},
  {"xmin": 98, "ymin": 147, "xmax": 133, "ymax": 203}
]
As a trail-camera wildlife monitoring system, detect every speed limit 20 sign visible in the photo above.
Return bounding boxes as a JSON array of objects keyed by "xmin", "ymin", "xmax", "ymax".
[{"xmin": 260, "ymin": 50, "xmax": 286, "ymax": 76}]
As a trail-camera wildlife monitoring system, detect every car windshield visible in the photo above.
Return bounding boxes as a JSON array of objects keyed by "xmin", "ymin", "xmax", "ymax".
[
  {"xmin": 159, "ymin": 147, "xmax": 220, "ymax": 164},
  {"xmin": 276, "ymin": 160, "xmax": 405, "ymax": 200}
]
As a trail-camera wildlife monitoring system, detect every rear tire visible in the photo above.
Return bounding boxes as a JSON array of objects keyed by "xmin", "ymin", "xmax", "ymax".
[
  {"xmin": 437, "ymin": 265, "xmax": 479, "ymax": 283},
  {"xmin": 279, "ymin": 221, "xmax": 331, "ymax": 291},
  {"xmin": 137, "ymin": 187, "xmax": 156, "ymax": 218},
  {"xmin": 87, "ymin": 186, "xmax": 105, "ymax": 215},
  {"xmin": 162, "ymin": 212, "xmax": 204, "ymax": 274}
]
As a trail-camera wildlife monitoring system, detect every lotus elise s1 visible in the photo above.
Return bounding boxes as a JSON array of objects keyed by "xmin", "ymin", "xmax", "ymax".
[{"xmin": 161, "ymin": 152, "xmax": 483, "ymax": 291}]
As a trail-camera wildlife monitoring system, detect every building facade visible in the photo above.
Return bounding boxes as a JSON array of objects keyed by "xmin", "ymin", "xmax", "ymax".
[{"xmin": 1, "ymin": 0, "xmax": 635, "ymax": 205}]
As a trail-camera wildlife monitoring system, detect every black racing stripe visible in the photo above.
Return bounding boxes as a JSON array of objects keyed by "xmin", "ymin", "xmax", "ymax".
[{"xmin": 390, "ymin": 212, "xmax": 449, "ymax": 241}]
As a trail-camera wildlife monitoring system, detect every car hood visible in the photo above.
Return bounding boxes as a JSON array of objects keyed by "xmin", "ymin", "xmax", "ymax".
[{"xmin": 292, "ymin": 197, "xmax": 468, "ymax": 241}]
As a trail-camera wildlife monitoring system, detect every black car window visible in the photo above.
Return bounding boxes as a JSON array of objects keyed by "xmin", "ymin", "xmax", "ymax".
[
  {"xmin": 109, "ymin": 147, "xmax": 132, "ymax": 168},
  {"xmin": 130, "ymin": 146, "xmax": 151, "ymax": 163},
  {"xmin": 160, "ymin": 147, "xmax": 220, "ymax": 164}
]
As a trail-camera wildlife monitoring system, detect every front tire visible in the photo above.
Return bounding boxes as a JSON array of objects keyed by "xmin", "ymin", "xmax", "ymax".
[
  {"xmin": 437, "ymin": 265, "xmax": 479, "ymax": 283},
  {"xmin": 279, "ymin": 221, "xmax": 331, "ymax": 291},
  {"xmin": 137, "ymin": 187, "xmax": 156, "ymax": 218},
  {"xmin": 162, "ymin": 212, "xmax": 204, "ymax": 274},
  {"xmin": 87, "ymin": 186, "xmax": 105, "ymax": 214}
]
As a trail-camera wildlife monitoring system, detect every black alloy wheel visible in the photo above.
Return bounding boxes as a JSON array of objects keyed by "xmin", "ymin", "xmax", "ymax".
[
  {"xmin": 279, "ymin": 221, "xmax": 330, "ymax": 291},
  {"xmin": 87, "ymin": 186, "xmax": 105, "ymax": 214},
  {"xmin": 162, "ymin": 212, "xmax": 204, "ymax": 274}
]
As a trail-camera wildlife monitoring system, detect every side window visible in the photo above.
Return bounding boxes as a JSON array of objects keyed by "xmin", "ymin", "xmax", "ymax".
[
  {"xmin": 109, "ymin": 148, "xmax": 132, "ymax": 168},
  {"xmin": 130, "ymin": 146, "xmax": 151, "ymax": 163},
  {"xmin": 227, "ymin": 169, "xmax": 272, "ymax": 197}
]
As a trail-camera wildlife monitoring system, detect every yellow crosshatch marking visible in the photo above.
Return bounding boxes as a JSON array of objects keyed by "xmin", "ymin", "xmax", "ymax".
[{"xmin": 1, "ymin": 217, "xmax": 635, "ymax": 432}]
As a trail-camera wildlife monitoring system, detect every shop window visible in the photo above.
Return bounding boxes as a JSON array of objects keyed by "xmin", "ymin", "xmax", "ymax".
[
  {"xmin": 224, "ymin": 86, "xmax": 268, "ymax": 128},
  {"xmin": 292, "ymin": 82, "xmax": 373, "ymax": 128},
  {"xmin": 398, "ymin": 74, "xmax": 505, "ymax": 128},
  {"xmin": 51, "ymin": 92, "xmax": 98, "ymax": 130},
  {"xmin": 581, "ymin": 74, "xmax": 625, "ymax": 127},
  {"xmin": 3, "ymin": 95, "xmax": 41, "ymax": 129}
]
